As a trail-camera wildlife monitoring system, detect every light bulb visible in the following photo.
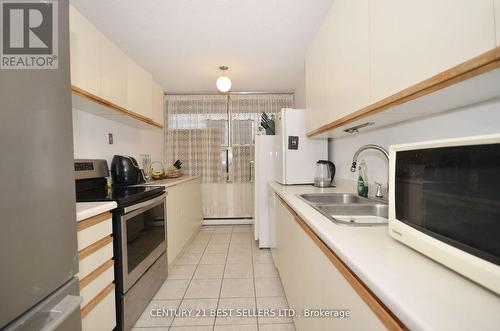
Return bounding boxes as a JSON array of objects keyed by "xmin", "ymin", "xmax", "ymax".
[{"xmin": 216, "ymin": 75, "xmax": 232, "ymax": 92}]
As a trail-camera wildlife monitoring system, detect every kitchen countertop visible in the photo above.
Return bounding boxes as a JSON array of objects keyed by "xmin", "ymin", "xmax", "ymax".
[
  {"xmin": 269, "ymin": 179, "xmax": 500, "ymax": 331},
  {"xmin": 75, "ymin": 176, "xmax": 199, "ymax": 221},
  {"xmin": 142, "ymin": 176, "xmax": 200, "ymax": 188},
  {"xmin": 76, "ymin": 201, "xmax": 117, "ymax": 222}
]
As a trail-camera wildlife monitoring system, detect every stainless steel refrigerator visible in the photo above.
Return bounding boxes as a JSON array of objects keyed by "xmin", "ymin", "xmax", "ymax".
[{"xmin": 0, "ymin": 0, "xmax": 82, "ymax": 330}]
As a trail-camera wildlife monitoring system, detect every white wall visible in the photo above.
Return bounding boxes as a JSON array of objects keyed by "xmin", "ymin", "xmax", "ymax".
[
  {"xmin": 329, "ymin": 99, "xmax": 500, "ymax": 186},
  {"xmin": 72, "ymin": 109, "xmax": 164, "ymax": 166},
  {"xmin": 294, "ymin": 64, "xmax": 306, "ymax": 108}
]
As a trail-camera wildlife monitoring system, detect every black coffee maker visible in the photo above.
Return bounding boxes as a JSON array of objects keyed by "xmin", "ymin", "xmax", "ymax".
[{"xmin": 110, "ymin": 155, "xmax": 146, "ymax": 186}]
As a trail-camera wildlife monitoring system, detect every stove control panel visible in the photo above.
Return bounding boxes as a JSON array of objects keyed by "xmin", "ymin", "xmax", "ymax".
[
  {"xmin": 75, "ymin": 162, "xmax": 94, "ymax": 172},
  {"xmin": 74, "ymin": 159, "xmax": 109, "ymax": 180}
]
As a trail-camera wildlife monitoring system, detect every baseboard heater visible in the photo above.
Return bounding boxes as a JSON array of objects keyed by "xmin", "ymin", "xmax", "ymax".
[{"xmin": 203, "ymin": 218, "xmax": 254, "ymax": 225}]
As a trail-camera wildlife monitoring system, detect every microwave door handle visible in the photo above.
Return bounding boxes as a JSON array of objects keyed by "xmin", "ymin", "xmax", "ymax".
[{"xmin": 123, "ymin": 193, "xmax": 167, "ymax": 214}]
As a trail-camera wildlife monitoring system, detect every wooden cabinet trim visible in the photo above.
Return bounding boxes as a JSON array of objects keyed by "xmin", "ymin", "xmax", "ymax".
[
  {"xmin": 307, "ymin": 46, "xmax": 500, "ymax": 137},
  {"xmin": 79, "ymin": 235, "xmax": 113, "ymax": 260},
  {"xmin": 79, "ymin": 259, "xmax": 114, "ymax": 290},
  {"xmin": 276, "ymin": 195, "xmax": 407, "ymax": 331},
  {"xmin": 71, "ymin": 85, "xmax": 163, "ymax": 129},
  {"xmin": 77, "ymin": 212, "xmax": 112, "ymax": 232},
  {"xmin": 80, "ymin": 282, "xmax": 115, "ymax": 319}
]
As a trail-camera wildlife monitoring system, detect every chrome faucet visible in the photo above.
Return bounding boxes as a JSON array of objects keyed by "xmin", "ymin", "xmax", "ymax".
[{"xmin": 350, "ymin": 144, "xmax": 389, "ymax": 199}]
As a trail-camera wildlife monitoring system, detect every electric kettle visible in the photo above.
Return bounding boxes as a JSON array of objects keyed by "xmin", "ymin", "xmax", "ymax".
[{"xmin": 314, "ymin": 160, "xmax": 336, "ymax": 188}]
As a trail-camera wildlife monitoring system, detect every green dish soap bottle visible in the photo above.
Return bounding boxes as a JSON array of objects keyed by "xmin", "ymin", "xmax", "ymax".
[{"xmin": 357, "ymin": 159, "xmax": 369, "ymax": 198}]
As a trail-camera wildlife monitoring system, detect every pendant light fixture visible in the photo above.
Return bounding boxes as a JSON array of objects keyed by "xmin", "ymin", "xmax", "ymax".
[{"xmin": 216, "ymin": 66, "xmax": 232, "ymax": 92}]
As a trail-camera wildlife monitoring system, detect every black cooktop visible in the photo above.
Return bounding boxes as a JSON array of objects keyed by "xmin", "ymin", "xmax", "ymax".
[{"xmin": 76, "ymin": 183, "xmax": 165, "ymax": 207}]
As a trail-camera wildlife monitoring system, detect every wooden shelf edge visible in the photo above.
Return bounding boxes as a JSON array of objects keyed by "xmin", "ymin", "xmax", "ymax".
[
  {"xmin": 71, "ymin": 85, "xmax": 164, "ymax": 129},
  {"xmin": 307, "ymin": 46, "xmax": 500, "ymax": 137},
  {"xmin": 276, "ymin": 195, "xmax": 407, "ymax": 331}
]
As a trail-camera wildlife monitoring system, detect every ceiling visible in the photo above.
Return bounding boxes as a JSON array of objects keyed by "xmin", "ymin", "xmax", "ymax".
[{"xmin": 70, "ymin": 0, "xmax": 333, "ymax": 93}]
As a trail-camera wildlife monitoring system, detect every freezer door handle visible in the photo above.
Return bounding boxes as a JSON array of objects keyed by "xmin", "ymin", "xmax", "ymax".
[
  {"xmin": 249, "ymin": 160, "xmax": 254, "ymax": 182},
  {"xmin": 40, "ymin": 295, "xmax": 82, "ymax": 331}
]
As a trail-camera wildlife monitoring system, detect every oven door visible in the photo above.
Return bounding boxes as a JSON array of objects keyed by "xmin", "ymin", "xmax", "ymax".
[{"xmin": 120, "ymin": 193, "xmax": 166, "ymax": 292}]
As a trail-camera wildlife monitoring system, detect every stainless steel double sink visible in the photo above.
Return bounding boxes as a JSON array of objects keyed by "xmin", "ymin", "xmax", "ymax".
[{"xmin": 297, "ymin": 193, "xmax": 388, "ymax": 226}]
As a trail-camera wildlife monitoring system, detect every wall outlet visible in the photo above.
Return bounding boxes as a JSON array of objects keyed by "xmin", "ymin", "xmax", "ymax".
[{"xmin": 108, "ymin": 133, "xmax": 113, "ymax": 145}]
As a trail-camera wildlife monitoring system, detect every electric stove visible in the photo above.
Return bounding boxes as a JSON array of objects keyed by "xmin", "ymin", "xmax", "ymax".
[
  {"xmin": 74, "ymin": 158, "xmax": 165, "ymax": 207},
  {"xmin": 74, "ymin": 158, "xmax": 168, "ymax": 331},
  {"xmin": 76, "ymin": 182, "xmax": 164, "ymax": 207}
]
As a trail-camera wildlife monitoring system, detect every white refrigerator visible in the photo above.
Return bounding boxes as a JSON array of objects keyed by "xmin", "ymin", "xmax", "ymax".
[
  {"xmin": 275, "ymin": 108, "xmax": 327, "ymax": 184},
  {"xmin": 0, "ymin": 1, "xmax": 82, "ymax": 330},
  {"xmin": 253, "ymin": 135, "xmax": 276, "ymax": 246},
  {"xmin": 254, "ymin": 108, "xmax": 327, "ymax": 248}
]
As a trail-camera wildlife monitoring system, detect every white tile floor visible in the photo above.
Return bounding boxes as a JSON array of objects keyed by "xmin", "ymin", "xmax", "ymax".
[{"xmin": 132, "ymin": 225, "xmax": 296, "ymax": 331}]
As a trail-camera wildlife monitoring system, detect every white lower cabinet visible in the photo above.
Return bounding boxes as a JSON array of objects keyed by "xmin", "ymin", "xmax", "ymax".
[
  {"xmin": 77, "ymin": 212, "xmax": 116, "ymax": 331},
  {"xmin": 167, "ymin": 178, "xmax": 203, "ymax": 265},
  {"xmin": 275, "ymin": 197, "xmax": 385, "ymax": 331},
  {"xmin": 78, "ymin": 240, "xmax": 113, "ymax": 279},
  {"xmin": 77, "ymin": 216, "xmax": 113, "ymax": 251},
  {"xmin": 81, "ymin": 288, "xmax": 116, "ymax": 331},
  {"xmin": 80, "ymin": 265, "xmax": 114, "ymax": 308},
  {"xmin": 318, "ymin": 246, "xmax": 385, "ymax": 330}
]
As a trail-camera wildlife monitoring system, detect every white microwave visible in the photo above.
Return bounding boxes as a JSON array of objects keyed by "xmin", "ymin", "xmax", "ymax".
[{"xmin": 389, "ymin": 134, "xmax": 500, "ymax": 295}]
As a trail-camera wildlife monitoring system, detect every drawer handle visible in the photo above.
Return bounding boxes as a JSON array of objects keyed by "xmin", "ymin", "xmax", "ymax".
[{"xmin": 79, "ymin": 235, "xmax": 113, "ymax": 260}]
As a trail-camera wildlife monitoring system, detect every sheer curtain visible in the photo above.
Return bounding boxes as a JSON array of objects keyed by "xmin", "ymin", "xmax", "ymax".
[
  {"xmin": 229, "ymin": 94, "xmax": 294, "ymax": 183},
  {"xmin": 165, "ymin": 93, "xmax": 293, "ymax": 219},
  {"xmin": 165, "ymin": 95, "xmax": 226, "ymax": 180},
  {"xmin": 227, "ymin": 94, "xmax": 293, "ymax": 220}
]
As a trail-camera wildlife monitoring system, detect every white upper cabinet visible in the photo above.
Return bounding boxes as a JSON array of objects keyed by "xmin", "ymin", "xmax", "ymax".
[
  {"xmin": 495, "ymin": 0, "xmax": 500, "ymax": 46},
  {"xmin": 324, "ymin": 0, "xmax": 370, "ymax": 122},
  {"xmin": 370, "ymin": 0, "xmax": 496, "ymax": 103},
  {"xmin": 69, "ymin": 6, "xmax": 102, "ymax": 96},
  {"xmin": 70, "ymin": 5, "xmax": 160, "ymax": 126},
  {"xmin": 100, "ymin": 37, "xmax": 128, "ymax": 108},
  {"xmin": 304, "ymin": 0, "xmax": 498, "ymax": 135},
  {"xmin": 152, "ymin": 80, "xmax": 164, "ymax": 125},
  {"xmin": 305, "ymin": 28, "xmax": 327, "ymax": 133},
  {"xmin": 305, "ymin": 0, "xmax": 370, "ymax": 133},
  {"xmin": 126, "ymin": 59, "xmax": 153, "ymax": 118}
]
